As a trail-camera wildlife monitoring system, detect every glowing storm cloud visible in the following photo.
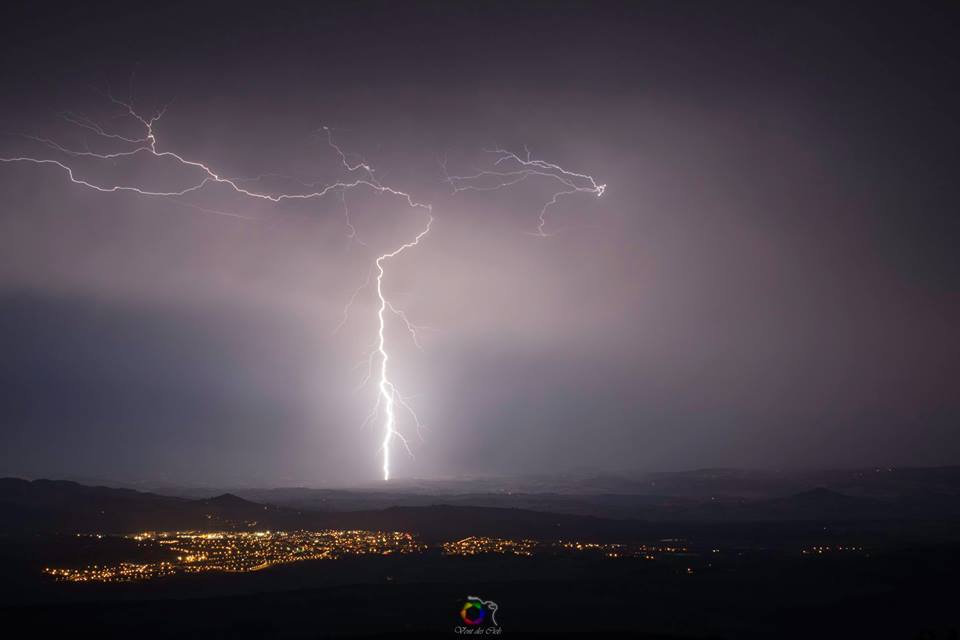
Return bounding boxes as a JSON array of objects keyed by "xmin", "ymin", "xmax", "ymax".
[{"xmin": 0, "ymin": 96, "xmax": 605, "ymax": 481}]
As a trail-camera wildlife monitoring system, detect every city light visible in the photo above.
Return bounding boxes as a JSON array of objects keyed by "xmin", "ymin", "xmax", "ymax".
[
  {"xmin": 45, "ymin": 530, "xmax": 424, "ymax": 583},
  {"xmin": 43, "ymin": 531, "xmax": 691, "ymax": 583}
]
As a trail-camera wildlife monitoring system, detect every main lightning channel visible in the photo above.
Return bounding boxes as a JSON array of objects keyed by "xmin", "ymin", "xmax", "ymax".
[{"xmin": 375, "ymin": 216, "xmax": 433, "ymax": 481}]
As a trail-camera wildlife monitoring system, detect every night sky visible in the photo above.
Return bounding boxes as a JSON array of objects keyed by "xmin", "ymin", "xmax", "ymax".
[{"xmin": 0, "ymin": 2, "xmax": 957, "ymax": 486}]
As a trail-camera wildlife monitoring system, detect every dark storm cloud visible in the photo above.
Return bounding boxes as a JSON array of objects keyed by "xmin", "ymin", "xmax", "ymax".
[{"xmin": 0, "ymin": 2, "xmax": 958, "ymax": 484}]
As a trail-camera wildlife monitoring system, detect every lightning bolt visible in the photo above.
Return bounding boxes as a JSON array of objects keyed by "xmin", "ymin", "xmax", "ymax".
[
  {"xmin": 374, "ymin": 216, "xmax": 432, "ymax": 481},
  {"xmin": 0, "ymin": 93, "xmax": 432, "ymax": 481},
  {"xmin": 443, "ymin": 145, "xmax": 606, "ymax": 236}
]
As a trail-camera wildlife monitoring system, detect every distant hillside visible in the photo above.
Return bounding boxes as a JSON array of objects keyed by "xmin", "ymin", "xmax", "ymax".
[
  {"xmin": 0, "ymin": 478, "xmax": 290, "ymax": 534},
  {"xmin": 226, "ymin": 467, "xmax": 960, "ymax": 522},
  {"xmin": 2, "ymin": 476, "xmax": 958, "ymax": 542},
  {"xmin": 0, "ymin": 478, "xmax": 656, "ymax": 541}
]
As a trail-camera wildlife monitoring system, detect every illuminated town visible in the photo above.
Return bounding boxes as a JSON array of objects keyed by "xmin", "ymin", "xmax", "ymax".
[
  {"xmin": 44, "ymin": 530, "xmax": 426, "ymax": 583},
  {"xmin": 801, "ymin": 545, "xmax": 867, "ymax": 555},
  {"xmin": 43, "ymin": 531, "xmax": 695, "ymax": 583},
  {"xmin": 441, "ymin": 536, "xmax": 686, "ymax": 559},
  {"xmin": 441, "ymin": 536, "xmax": 538, "ymax": 556}
]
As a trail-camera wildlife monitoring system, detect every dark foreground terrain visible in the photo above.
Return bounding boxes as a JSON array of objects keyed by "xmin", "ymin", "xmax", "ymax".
[
  {"xmin": 2, "ymin": 542, "xmax": 958, "ymax": 638},
  {"xmin": 1, "ymin": 472, "xmax": 958, "ymax": 638}
]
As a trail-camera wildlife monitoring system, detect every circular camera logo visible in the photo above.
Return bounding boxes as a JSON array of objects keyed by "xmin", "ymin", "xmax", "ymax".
[
  {"xmin": 460, "ymin": 600, "xmax": 486, "ymax": 625},
  {"xmin": 459, "ymin": 595, "xmax": 499, "ymax": 628}
]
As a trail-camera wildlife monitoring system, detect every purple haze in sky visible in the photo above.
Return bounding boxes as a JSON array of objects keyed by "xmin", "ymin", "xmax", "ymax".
[{"xmin": 0, "ymin": 3, "xmax": 957, "ymax": 485}]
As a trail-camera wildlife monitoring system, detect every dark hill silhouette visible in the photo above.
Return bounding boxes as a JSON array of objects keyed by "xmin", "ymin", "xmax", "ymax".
[
  {"xmin": 313, "ymin": 504, "xmax": 659, "ymax": 542},
  {"xmin": 0, "ymin": 477, "xmax": 657, "ymax": 541},
  {"xmin": 0, "ymin": 478, "xmax": 287, "ymax": 534},
  {"xmin": 2, "ymin": 476, "xmax": 958, "ymax": 541},
  {"xmin": 728, "ymin": 487, "xmax": 885, "ymax": 521},
  {"xmin": 204, "ymin": 493, "xmax": 257, "ymax": 508}
]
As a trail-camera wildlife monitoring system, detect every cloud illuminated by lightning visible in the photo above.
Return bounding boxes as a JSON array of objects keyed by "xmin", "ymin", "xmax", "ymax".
[
  {"xmin": 0, "ymin": 94, "xmax": 432, "ymax": 481},
  {"xmin": 1, "ymin": 95, "xmax": 608, "ymax": 482},
  {"xmin": 443, "ymin": 145, "xmax": 605, "ymax": 236}
]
